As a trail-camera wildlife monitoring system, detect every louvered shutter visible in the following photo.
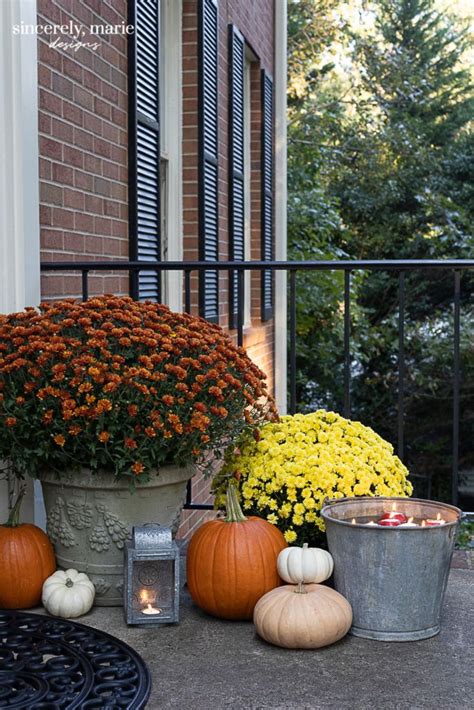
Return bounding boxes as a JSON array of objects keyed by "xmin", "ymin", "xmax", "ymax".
[
  {"xmin": 128, "ymin": 0, "xmax": 161, "ymax": 301},
  {"xmin": 261, "ymin": 70, "xmax": 273, "ymax": 321},
  {"xmin": 228, "ymin": 25, "xmax": 245, "ymax": 329},
  {"xmin": 198, "ymin": 0, "xmax": 219, "ymax": 322}
]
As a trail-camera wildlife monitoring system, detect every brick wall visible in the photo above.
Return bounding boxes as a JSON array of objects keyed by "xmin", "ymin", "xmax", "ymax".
[
  {"xmin": 179, "ymin": 0, "xmax": 275, "ymax": 539},
  {"xmin": 36, "ymin": 0, "xmax": 275, "ymax": 541},
  {"xmin": 38, "ymin": 0, "xmax": 129, "ymax": 299}
]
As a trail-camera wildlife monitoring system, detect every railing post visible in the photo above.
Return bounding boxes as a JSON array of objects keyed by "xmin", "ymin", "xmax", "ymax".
[
  {"xmin": 343, "ymin": 269, "xmax": 351, "ymax": 418},
  {"xmin": 184, "ymin": 269, "xmax": 191, "ymax": 314},
  {"xmin": 397, "ymin": 272, "xmax": 405, "ymax": 460},
  {"xmin": 237, "ymin": 268, "xmax": 244, "ymax": 348},
  {"xmin": 289, "ymin": 269, "xmax": 297, "ymax": 415},
  {"xmin": 81, "ymin": 270, "xmax": 89, "ymax": 302},
  {"xmin": 452, "ymin": 270, "xmax": 461, "ymax": 506}
]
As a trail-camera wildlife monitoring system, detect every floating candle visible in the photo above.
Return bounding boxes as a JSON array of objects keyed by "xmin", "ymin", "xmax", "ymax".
[
  {"xmin": 379, "ymin": 511, "xmax": 408, "ymax": 524},
  {"xmin": 399, "ymin": 517, "xmax": 418, "ymax": 528},
  {"xmin": 378, "ymin": 518, "xmax": 400, "ymax": 527}
]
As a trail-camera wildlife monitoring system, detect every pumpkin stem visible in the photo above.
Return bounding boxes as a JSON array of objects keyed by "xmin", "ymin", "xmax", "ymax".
[
  {"xmin": 224, "ymin": 484, "xmax": 247, "ymax": 523},
  {"xmin": 296, "ymin": 581, "xmax": 307, "ymax": 595},
  {"xmin": 302, "ymin": 543, "xmax": 308, "ymax": 550},
  {"xmin": 65, "ymin": 578, "xmax": 74, "ymax": 588},
  {"xmin": 5, "ymin": 486, "xmax": 26, "ymax": 528}
]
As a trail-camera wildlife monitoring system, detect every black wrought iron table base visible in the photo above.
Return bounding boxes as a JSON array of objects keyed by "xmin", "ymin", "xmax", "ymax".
[{"xmin": 0, "ymin": 610, "xmax": 151, "ymax": 709}]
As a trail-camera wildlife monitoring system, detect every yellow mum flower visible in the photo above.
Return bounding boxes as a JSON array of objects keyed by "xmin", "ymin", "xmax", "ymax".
[{"xmin": 213, "ymin": 410, "xmax": 412, "ymax": 547}]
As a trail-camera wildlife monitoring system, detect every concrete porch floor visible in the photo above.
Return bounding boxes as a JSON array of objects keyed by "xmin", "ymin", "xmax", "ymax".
[{"xmin": 64, "ymin": 565, "xmax": 474, "ymax": 710}]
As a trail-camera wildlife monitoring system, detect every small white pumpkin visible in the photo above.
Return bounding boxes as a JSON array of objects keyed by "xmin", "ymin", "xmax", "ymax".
[
  {"xmin": 42, "ymin": 569, "xmax": 95, "ymax": 618},
  {"xmin": 277, "ymin": 543, "xmax": 334, "ymax": 584}
]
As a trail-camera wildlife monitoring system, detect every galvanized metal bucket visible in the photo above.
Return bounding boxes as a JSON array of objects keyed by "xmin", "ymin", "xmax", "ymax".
[{"xmin": 321, "ymin": 497, "xmax": 461, "ymax": 641}]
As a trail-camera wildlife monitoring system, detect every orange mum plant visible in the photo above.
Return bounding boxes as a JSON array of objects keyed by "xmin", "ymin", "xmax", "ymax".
[{"xmin": 0, "ymin": 296, "xmax": 276, "ymax": 481}]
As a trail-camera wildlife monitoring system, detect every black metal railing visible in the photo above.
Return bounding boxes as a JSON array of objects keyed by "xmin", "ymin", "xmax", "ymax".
[{"xmin": 40, "ymin": 259, "xmax": 474, "ymax": 509}]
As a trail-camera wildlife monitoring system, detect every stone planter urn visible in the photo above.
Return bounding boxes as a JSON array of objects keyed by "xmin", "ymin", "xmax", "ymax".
[{"xmin": 40, "ymin": 465, "xmax": 194, "ymax": 606}]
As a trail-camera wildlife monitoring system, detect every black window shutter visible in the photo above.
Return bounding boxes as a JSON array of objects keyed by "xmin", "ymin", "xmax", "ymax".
[
  {"xmin": 228, "ymin": 24, "xmax": 245, "ymax": 329},
  {"xmin": 128, "ymin": 0, "xmax": 161, "ymax": 301},
  {"xmin": 198, "ymin": 0, "xmax": 219, "ymax": 322},
  {"xmin": 261, "ymin": 69, "xmax": 274, "ymax": 321}
]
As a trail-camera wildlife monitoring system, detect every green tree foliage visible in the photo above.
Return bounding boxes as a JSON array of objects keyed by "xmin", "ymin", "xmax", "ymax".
[{"xmin": 287, "ymin": 0, "xmax": 474, "ymax": 501}]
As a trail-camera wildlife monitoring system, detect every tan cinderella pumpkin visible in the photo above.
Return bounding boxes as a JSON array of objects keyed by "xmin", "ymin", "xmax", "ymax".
[
  {"xmin": 277, "ymin": 543, "xmax": 334, "ymax": 584},
  {"xmin": 253, "ymin": 583, "xmax": 352, "ymax": 649}
]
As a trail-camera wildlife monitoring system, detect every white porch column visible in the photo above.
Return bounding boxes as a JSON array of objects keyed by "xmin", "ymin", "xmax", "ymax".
[
  {"xmin": 0, "ymin": 0, "xmax": 42, "ymax": 524},
  {"xmin": 274, "ymin": 0, "xmax": 288, "ymax": 413}
]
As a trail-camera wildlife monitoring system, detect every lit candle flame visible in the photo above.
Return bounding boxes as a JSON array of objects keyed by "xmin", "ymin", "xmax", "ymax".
[
  {"xmin": 140, "ymin": 588, "xmax": 161, "ymax": 615},
  {"xmin": 407, "ymin": 517, "xmax": 414, "ymax": 524},
  {"xmin": 140, "ymin": 589, "xmax": 158, "ymax": 606},
  {"xmin": 391, "ymin": 502, "xmax": 397, "ymax": 512},
  {"xmin": 421, "ymin": 520, "xmax": 426, "ymax": 527},
  {"xmin": 437, "ymin": 513, "xmax": 441, "ymax": 521},
  {"xmin": 351, "ymin": 518, "xmax": 356, "ymax": 525}
]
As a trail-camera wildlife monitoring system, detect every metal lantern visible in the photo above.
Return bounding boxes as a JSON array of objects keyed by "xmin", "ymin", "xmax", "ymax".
[{"xmin": 124, "ymin": 524, "xmax": 180, "ymax": 625}]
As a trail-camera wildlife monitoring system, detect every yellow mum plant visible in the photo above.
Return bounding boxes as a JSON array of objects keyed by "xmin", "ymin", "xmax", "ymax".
[{"xmin": 213, "ymin": 410, "xmax": 413, "ymax": 546}]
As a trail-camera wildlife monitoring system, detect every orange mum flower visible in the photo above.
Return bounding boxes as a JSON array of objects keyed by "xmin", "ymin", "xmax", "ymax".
[
  {"xmin": 98, "ymin": 431, "xmax": 111, "ymax": 443},
  {"xmin": 5, "ymin": 417, "xmax": 17, "ymax": 427},
  {"xmin": 53, "ymin": 434, "xmax": 66, "ymax": 447},
  {"xmin": 96, "ymin": 398, "xmax": 113, "ymax": 414},
  {"xmin": 125, "ymin": 437, "xmax": 137, "ymax": 449},
  {"xmin": 132, "ymin": 461, "xmax": 145, "ymax": 475}
]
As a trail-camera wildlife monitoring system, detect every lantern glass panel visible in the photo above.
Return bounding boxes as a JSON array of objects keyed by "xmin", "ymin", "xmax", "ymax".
[{"xmin": 132, "ymin": 559, "xmax": 174, "ymax": 620}]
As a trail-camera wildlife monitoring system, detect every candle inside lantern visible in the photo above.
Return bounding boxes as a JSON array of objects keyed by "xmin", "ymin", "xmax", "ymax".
[{"xmin": 140, "ymin": 589, "xmax": 162, "ymax": 615}]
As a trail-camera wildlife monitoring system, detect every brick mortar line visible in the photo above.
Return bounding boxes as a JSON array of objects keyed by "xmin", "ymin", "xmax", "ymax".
[
  {"xmin": 38, "ymin": 107, "xmax": 127, "ymax": 130},
  {"xmin": 38, "ymin": 68, "xmax": 128, "ymax": 105},
  {"xmin": 40, "ymin": 181, "xmax": 127, "ymax": 203}
]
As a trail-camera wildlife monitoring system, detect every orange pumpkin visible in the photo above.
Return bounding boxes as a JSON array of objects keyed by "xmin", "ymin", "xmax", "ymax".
[
  {"xmin": 186, "ymin": 484, "xmax": 287, "ymax": 620},
  {"xmin": 0, "ymin": 487, "xmax": 56, "ymax": 609}
]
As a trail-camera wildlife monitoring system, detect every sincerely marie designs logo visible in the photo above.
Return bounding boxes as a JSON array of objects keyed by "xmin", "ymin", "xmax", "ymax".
[{"xmin": 12, "ymin": 20, "xmax": 135, "ymax": 52}]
